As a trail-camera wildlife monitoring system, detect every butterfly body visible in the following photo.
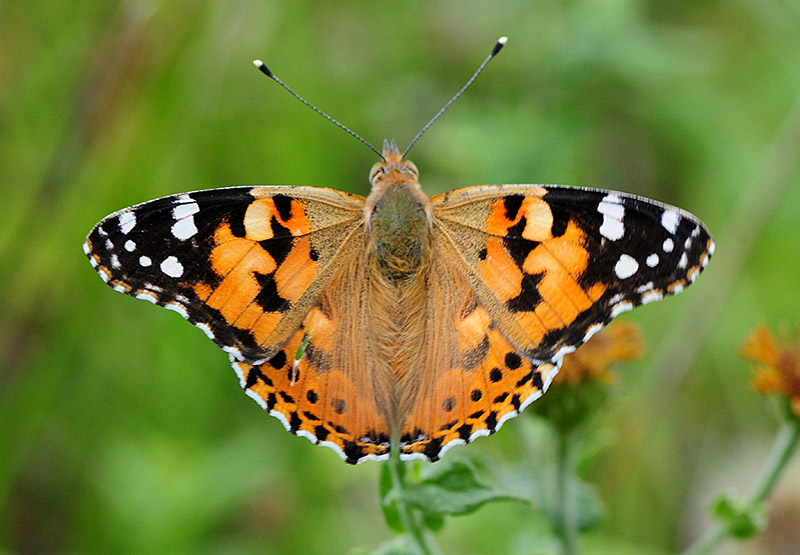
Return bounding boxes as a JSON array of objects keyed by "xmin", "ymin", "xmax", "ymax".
[{"xmin": 85, "ymin": 141, "xmax": 713, "ymax": 464}]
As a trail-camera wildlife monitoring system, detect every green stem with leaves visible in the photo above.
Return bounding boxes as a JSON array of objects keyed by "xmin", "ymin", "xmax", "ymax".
[
  {"xmin": 551, "ymin": 430, "xmax": 579, "ymax": 555},
  {"xmin": 386, "ymin": 449, "xmax": 441, "ymax": 555},
  {"xmin": 683, "ymin": 415, "xmax": 800, "ymax": 554}
]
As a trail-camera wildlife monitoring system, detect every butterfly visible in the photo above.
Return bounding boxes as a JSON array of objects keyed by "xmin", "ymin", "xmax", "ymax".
[{"xmin": 84, "ymin": 39, "xmax": 713, "ymax": 464}]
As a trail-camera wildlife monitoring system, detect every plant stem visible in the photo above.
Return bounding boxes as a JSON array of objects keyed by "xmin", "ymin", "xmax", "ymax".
[
  {"xmin": 387, "ymin": 449, "xmax": 441, "ymax": 555},
  {"xmin": 683, "ymin": 417, "xmax": 800, "ymax": 554},
  {"xmin": 552, "ymin": 430, "xmax": 578, "ymax": 555}
]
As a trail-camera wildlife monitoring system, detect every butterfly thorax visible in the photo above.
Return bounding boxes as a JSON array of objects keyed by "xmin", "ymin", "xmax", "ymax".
[{"xmin": 367, "ymin": 185, "xmax": 431, "ymax": 279}]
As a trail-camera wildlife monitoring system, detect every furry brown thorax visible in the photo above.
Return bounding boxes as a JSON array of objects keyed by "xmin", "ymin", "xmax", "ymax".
[{"xmin": 366, "ymin": 142, "xmax": 431, "ymax": 279}]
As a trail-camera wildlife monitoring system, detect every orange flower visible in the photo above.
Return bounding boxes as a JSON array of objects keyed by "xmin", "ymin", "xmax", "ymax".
[
  {"xmin": 741, "ymin": 325, "xmax": 800, "ymax": 418},
  {"xmin": 553, "ymin": 321, "xmax": 644, "ymax": 387}
]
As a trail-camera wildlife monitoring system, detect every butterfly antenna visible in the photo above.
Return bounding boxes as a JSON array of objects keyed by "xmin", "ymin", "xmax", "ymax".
[
  {"xmin": 253, "ymin": 60, "xmax": 384, "ymax": 160},
  {"xmin": 403, "ymin": 36, "xmax": 507, "ymax": 158}
]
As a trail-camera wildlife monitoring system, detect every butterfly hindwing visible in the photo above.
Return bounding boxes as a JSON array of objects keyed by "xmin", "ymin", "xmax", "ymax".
[
  {"xmin": 233, "ymin": 237, "xmax": 394, "ymax": 464},
  {"xmin": 398, "ymin": 250, "xmax": 560, "ymax": 462},
  {"xmin": 431, "ymin": 185, "xmax": 714, "ymax": 363},
  {"xmin": 84, "ymin": 186, "xmax": 365, "ymax": 364}
]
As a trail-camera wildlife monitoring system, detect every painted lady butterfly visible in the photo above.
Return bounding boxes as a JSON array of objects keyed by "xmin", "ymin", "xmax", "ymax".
[{"xmin": 84, "ymin": 38, "xmax": 713, "ymax": 464}]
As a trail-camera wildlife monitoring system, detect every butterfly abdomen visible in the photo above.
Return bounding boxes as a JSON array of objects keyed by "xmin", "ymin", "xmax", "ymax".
[{"xmin": 362, "ymin": 182, "xmax": 435, "ymax": 421}]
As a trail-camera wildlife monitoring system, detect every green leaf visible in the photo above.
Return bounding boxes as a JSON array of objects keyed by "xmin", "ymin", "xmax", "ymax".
[
  {"xmin": 573, "ymin": 426, "xmax": 617, "ymax": 477},
  {"xmin": 571, "ymin": 478, "xmax": 605, "ymax": 532},
  {"xmin": 421, "ymin": 511, "xmax": 445, "ymax": 532},
  {"xmin": 398, "ymin": 458, "xmax": 531, "ymax": 516},
  {"xmin": 420, "ymin": 458, "xmax": 486, "ymax": 491},
  {"xmin": 711, "ymin": 494, "xmax": 767, "ymax": 539},
  {"xmin": 379, "ymin": 463, "xmax": 406, "ymax": 533},
  {"xmin": 488, "ymin": 462, "xmax": 546, "ymax": 510},
  {"xmin": 294, "ymin": 334, "xmax": 311, "ymax": 361}
]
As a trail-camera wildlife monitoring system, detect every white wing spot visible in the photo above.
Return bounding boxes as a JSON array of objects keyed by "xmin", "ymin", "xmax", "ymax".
[
  {"xmin": 246, "ymin": 388, "xmax": 269, "ymax": 410},
  {"xmin": 646, "ymin": 253, "xmax": 659, "ymax": 267},
  {"xmin": 636, "ymin": 281, "xmax": 654, "ymax": 293},
  {"xmin": 196, "ymin": 322, "xmax": 215, "ymax": 340},
  {"xmin": 611, "ymin": 301, "xmax": 634, "ymax": 318},
  {"xmin": 614, "ymin": 254, "xmax": 639, "ymax": 279},
  {"xmin": 231, "ymin": 358, "xmax": 247, "ymax": 388},
  {"xmin": 225, "ymin": 345, "xmax": 244, "ymax": 361},
  {"xmin": 172, "ymin": 200, "xmax": 200, "ymax": 240},
  {"xmin": 661, "ymin": 210, "xmax": 680, "ymax": 234},
  {"xmin": 684, "ymin": 236, "xmax": 692, "ymax": 249},
  {"xmin": 171, "ymin": 217, "xmax": 198, "ymax": 240},
  {"xmin": 641, "ymin": 290, "xmax": 664, "ymax": 305},
  {"xmin": 598, "ymin": 195, "xmax": 625, "ymax": 241},
  {"xmin": 124, "ymin": 240, "xmax": 136, "ymax": 252},
  {"xmin": 172, "ymin": 200, "xmax": 200, "ymax": 219},
  {"xmin": 583, "ymin": 323, "xmax": 604, "ymax": 342},
  {"xmin": 110, "ymin": 254, "xmax": 121, "ymax": 269},
  {"xmin": 663, "ymin": 238, "xmax": 674, "ymax": 252},
  {"xmin": 118, "ymin": 212, "xmax": 137, "ymax": 234},
  {"xmin": 160, "ymin": 256, "xmax": 184, "ymax": 277},
  {"xmin": 105, "ymin": 239, "xmax": 113, "ymax": 250},
  {"xmin": 678, "ymin": 252, "xmax": 689, "ymax": 269},
  {"xmin": 136, "ymin": 291, "xmax": 159, "ymax": 304},
  {"xmin": 139, "ymin": 255, "xmax": 152, "ymax": 267},
  {"xmin": 164, "ymin": 302, "xmax": 189, "ymax": 319},
  {"xmin": 553, "ymin": 345, "xmax": 577, "ymax": 361}
]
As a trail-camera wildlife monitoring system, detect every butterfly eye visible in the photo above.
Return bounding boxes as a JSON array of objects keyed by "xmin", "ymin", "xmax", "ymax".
[{"xmin": 370, "ymin": 165, "xmax": 387, "ymax": 182}]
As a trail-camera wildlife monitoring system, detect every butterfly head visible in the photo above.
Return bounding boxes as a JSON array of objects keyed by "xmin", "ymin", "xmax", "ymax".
[{"xmin": 369, "ymin": 139, "xmax": 419, "ymax": 190}]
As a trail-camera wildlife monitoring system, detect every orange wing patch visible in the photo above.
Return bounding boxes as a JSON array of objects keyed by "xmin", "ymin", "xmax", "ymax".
[
  {"xmin": 478, "ymin": 237, "xmax": 523, "ymax": 302},
  {"xmin": 486, "ymin": 193, "xmax": 553, "ymax": 241},
  {"xmin": 476, "ymin": 215, "xmax": 606, "ymax": 352},
  {"xmin": 187, "ymin": 199, "xmax": 318, "ymax": 352}
]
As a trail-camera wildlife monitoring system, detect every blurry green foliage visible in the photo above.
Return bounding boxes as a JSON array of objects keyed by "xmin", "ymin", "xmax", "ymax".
[{"xmin": 2, "ymin": 1, "xmax": 800, "ymax": 552}]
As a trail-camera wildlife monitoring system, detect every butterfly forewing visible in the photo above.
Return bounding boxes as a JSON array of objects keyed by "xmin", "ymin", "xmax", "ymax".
[
  {"xmin": 84, "ymin": 186, "xmax": 365, "ymax": 364},
  {"xmin": 432, "ymin": 184, "xmax": 714, "ymax": 363}
]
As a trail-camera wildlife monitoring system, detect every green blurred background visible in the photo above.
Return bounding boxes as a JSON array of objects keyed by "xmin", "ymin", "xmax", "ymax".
[{"xmin": 2, "ymin": 1, "xmax": 800, "ymax": 553}]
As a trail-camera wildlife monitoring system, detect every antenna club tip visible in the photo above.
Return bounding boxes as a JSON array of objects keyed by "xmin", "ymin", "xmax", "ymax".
[
  {"xmin": 492, "ymin": 36, "xmax": 508, "ymax": 55},
  {"xmin": 253, "ymin": 59, "xmax": 273, "ymax": 76}
]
